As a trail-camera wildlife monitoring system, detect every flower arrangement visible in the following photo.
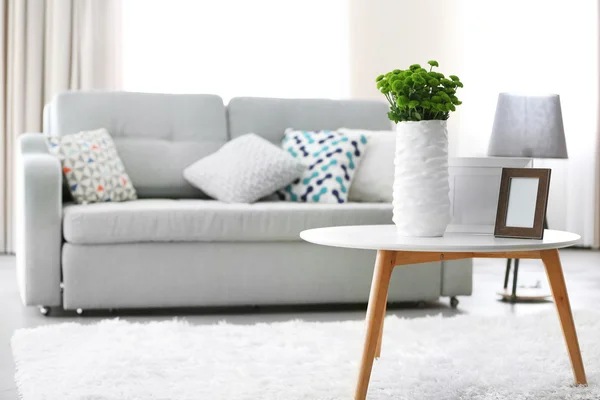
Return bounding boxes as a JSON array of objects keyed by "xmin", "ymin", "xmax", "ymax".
[{"xmin": 376, "ymin": 60, "xmax": 463, "ymax": 123}]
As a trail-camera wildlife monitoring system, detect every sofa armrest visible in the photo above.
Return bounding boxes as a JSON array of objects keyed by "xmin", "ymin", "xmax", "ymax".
[
  {"xmin": 15, "ymin": 133, "xmax": 62, "ymax": 306},
  {"xmin": 441, "ymin": 258, "xmax": 473, "ymax": 297}
]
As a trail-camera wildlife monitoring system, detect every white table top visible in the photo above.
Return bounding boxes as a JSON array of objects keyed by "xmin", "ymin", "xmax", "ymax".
[{"xmin": 300, "ymin": 225, "xmax": 580, "ymax": 252}]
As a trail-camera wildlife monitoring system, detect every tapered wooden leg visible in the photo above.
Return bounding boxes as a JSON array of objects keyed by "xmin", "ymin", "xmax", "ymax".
[
  {"xmin": 375, "ymin": 300, "xmax": 387, "ymax": 358},
  {"xmin": 541, "ymin": 249, "xmax": 587, "ymax": 385},
  {"xmin": 355, "ymin": 250, "xmax": 396, "ymax": 400}
]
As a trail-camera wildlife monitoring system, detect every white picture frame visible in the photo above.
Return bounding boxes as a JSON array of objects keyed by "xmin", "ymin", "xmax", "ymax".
[{"xmin": 446, "ymin": 157, "xmax": 533, "ymax": 234}]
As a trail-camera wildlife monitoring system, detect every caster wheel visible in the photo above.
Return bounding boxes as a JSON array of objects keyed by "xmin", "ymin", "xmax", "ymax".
[
  {"xmin": 450, "ymin": 297, "xmax": 459, "ymax": 308},
  {"xmin": 39, "ymin": 306, "xmax": 51, "ymax": 316},
  {"xmin": 76, "ymin": 308, "xmax": 83, "ymax": 315}
]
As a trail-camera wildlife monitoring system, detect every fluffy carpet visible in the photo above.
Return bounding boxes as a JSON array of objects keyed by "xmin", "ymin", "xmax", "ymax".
[{"xmin": 12, "ymin": 311, "xmax": 600, "ymax": 400}]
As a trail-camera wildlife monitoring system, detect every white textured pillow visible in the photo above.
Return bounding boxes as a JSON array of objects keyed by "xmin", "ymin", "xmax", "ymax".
[
  {"xmin": 338, "ymin": 128, "xmax": 396, "ymax": 203},
  {"xmin": 183, "ymin": 133, "xmax": 305, "ymax": 203}
]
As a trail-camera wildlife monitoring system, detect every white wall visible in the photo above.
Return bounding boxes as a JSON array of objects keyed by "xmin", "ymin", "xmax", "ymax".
[
  {"xmin": 456, "ymin": 0, "xmax": 598, "ymax": 244},
  {"xmin": 349, "ymin": 0, "xmax": 599, "ymax": 245},
  {"xmin": 348, "ymin": 0, "xmax": 464, "ymax": 155}
]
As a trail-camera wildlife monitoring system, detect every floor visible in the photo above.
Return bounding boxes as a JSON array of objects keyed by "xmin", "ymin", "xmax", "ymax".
[{"xmin": 1, "ymin": 249, "xmax": 599, "ymax": 399}]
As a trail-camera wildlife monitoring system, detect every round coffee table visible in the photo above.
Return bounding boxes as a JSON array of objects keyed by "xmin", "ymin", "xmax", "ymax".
[{"xmin": 300, "ymin": 225, "xmax": 586, "ymax": 399}]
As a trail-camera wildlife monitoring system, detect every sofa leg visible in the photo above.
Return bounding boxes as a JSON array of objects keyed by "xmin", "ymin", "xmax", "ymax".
[
  {"xmin": 450, "ymin": 296, "xmax": 459, "ymax": 308},
  {"xmin": 76, "ymin": 308, "xmax": 84, "ymax": 315},
  {"xmin": 39, "ymin": 306, "xmax": 51, "ymax": 316}
]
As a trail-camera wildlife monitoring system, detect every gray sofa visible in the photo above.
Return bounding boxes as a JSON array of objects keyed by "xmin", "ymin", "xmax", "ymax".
[{"xmin": 16, "ymin": 92, "xmax": 472, "ymax": 314}]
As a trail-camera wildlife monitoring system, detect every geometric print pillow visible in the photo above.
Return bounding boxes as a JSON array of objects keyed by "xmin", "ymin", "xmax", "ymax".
[
  {"xmin": 277, "ymin": 129, "xmax": 368, "ymax": 203},
  {"xmin": 46, "ymin": 128, "xmax": 137, "ymax": 204}
]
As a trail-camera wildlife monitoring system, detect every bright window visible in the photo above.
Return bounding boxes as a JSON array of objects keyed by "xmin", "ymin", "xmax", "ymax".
[{"xmin": 122, "ymin": 0, "xmax": 349, "ymax": 100}]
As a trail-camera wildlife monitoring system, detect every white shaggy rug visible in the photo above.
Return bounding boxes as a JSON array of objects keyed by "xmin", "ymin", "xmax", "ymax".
[{"xmin": 12, "ymin": 311, "xmax": 600, "ymax": 400}]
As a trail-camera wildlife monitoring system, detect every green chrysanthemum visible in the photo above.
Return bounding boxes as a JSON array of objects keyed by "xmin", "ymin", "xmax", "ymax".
[{"xmin": 374, "ymin": 60, "xmax": 463, "ymax": 122}]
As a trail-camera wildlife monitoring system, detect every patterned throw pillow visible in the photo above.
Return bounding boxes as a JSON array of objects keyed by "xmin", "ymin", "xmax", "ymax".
[
  {"xmin": 183, "ymin": 133, "xmax": 305, "ymax": 203},
  {"xmin": 46, "ymin": 128, "xmax": 137, "ymax": 204},
  {"xmin": 278, "ymin": 129, "xmax": 367, "ymax": 203}
]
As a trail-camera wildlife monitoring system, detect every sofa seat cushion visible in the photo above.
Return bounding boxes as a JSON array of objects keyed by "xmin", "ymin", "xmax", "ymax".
[{"xmin": 62, "ymin": 199, "xmax": 392, "ymax": 244}]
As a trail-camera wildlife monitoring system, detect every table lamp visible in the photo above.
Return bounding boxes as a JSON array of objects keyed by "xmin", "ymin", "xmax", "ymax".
[{"xmin": 487, "ymin": 92, "xmax": 568, "ymax": 302}]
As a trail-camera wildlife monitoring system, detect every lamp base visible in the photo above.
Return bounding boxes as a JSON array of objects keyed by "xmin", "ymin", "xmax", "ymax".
[{"xmin": 497, "ymin": 288, "xmax": 552, "ymax": 303}]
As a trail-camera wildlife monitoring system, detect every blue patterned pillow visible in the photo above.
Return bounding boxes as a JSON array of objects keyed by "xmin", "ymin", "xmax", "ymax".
[{"xmin": 278, "ymin": 129, "xmax": 368, "ymax": 203}]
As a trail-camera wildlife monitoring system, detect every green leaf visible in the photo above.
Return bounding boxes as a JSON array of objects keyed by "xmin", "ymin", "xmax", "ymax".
[
  {"xmin": 449, "ymin": 75, "xmax": 460, "ymax": 82},
  {"xmin": 409, "ymin": 64, "xmax": 421, "ymax": 71},
  {"xmin": 398, "ymin": 95, "xmax": 410, "ymax": 105},
  {"xmin": 427, "ymin": 60, "xmax": 439, "ymax": 67},
  {"xmin": 408, "ymin": 100, "xmax": 419, "ymax": 108},
  {"xmin": 414, "ymin": 112, "xmax": 422, "ymax": 120},
  {"xmin": 376, "ymin": 74, "xmax": 384, "ymax": 82}
]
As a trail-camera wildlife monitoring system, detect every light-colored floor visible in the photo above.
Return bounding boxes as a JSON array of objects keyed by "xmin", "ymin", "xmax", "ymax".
[{"xmin": 1, "ymin": 249, "xmax": 599, "ymax": 399}]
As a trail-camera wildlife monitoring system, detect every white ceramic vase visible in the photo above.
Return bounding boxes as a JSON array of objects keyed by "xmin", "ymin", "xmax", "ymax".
[{"xmin": 392, "ymin": 120, "xmax": 451, "ymax": 237}]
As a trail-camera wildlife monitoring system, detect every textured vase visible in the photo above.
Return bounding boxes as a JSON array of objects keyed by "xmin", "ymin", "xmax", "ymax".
[{"xmin": 393, "ymin": 120, "xmax": 451, "ymax": 237}]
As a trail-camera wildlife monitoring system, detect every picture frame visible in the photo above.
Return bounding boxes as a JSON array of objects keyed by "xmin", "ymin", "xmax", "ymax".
[{"xmin": 494, "ymin": 168, "xmax": 551, "ymax": 239}]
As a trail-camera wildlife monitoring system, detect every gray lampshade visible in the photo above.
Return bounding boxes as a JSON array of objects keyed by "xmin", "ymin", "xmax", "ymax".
[{"xmin": 488, "ymin": 93, "xmax": 568, "ymax": 159}]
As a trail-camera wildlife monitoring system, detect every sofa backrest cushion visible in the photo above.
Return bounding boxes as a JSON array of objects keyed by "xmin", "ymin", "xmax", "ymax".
[
  {"xmin": 227, "ymin": 97, "xmax": 392, "ymax": 143},
  {"xmin": 44, "ymin": 91, "xmax": 228, "ymax": 198}
]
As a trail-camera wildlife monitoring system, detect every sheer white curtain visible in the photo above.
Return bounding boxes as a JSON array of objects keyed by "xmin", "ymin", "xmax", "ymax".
[
  {"xmin": 456, "ymin": 0, "xmax": 599, "ymax": 246},
  {"xmin": 121, "ymin": 0, "xmax": 349, "ymax": 101}
]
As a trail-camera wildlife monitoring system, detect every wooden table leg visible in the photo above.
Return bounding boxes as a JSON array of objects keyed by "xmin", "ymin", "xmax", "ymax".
[
  {"xmin": 541, "ymin": 249, "xmax": 587, "ymax": 385},
  {"xmin": 375, "ymin": 299, "xmax": 387, "ymax": 358},
  {"xmin": 355, "ymin": 250, "xmax": 395, "ymax": 400}
]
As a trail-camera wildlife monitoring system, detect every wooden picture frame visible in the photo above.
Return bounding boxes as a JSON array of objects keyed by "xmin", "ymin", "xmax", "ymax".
[{"xmin": 494, "ymin": 168, "xmax": 551, "ymax": 239}]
